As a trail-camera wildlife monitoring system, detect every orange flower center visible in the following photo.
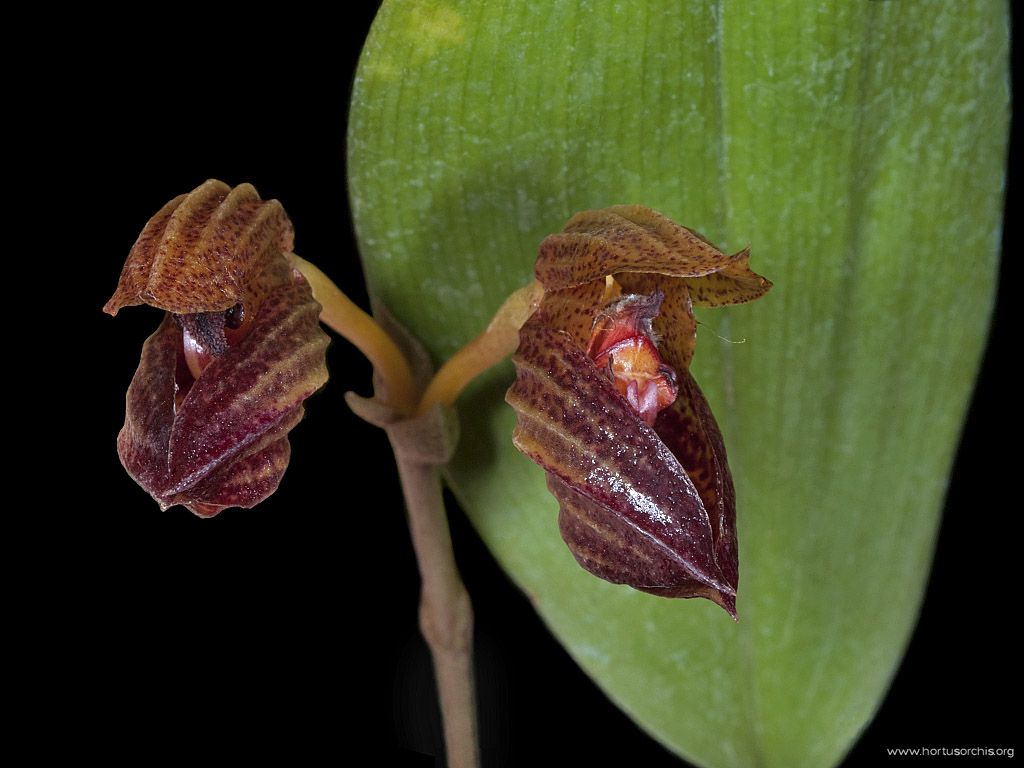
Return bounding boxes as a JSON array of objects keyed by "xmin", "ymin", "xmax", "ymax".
[{"xmin": 586, "ymin": 291, "xmax": 678, "ymax": 425}]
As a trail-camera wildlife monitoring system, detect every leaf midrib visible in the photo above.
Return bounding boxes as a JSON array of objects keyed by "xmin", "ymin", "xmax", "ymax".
[{"xmin": 710, "ymin": 3, "xmax": 766, "ymax": 766}]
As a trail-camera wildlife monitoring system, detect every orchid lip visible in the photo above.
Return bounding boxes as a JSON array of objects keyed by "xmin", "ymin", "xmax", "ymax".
[{"xmin": 588, "ymin": 290, "xmax": 679, "ymax": 425}]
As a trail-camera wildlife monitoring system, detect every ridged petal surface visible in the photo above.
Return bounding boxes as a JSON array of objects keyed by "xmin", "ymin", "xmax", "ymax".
[
  {"xmin": 507, "ymin": 320, "xmax": 736, "ymax": 614},
  {"xmin": 110, "ymin": 181, "xmax": 329, "ymax": 516},
  {"xmin": 104, "ymin": 179, "xmax": 295, "ymax": 316}
]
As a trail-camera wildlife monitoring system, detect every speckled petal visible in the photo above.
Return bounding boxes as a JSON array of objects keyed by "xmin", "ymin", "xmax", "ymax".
[
  {"xmin": 538, "ymin": 206, "xmax": 736, "ymax": 286},
  {"xmin": 116, "ymin": 315, "xmax": 181, "ymax": 500},
  {"xmin": 104, "ymin": 180, "xmax": 295, "ymax": 316},
  {"xmin": 176, "ymin": 432, "xmax": 296, "ymax": 518},
  {"xmin": 165, "ymin": 277, "xmax": 329, "ymax": 497},
  {"xmin": 506, "ymin": 320, "xmax": 735, "ymax": 615},
  {"xmin": 535, "ymin": 206, "xmax": 770, "ymax": 312},
  {"xmin": 550, "ymin": 476, "xmax": 733, "ymax": 609},
  {"xmin": 532, "ymin": 279, "xmax": 607, "ymax": 348},
  {"xmin": 684, "ymin": 247, "xmax": 772, "ymax": 307},
  {"xmin": 116, "ymin": 275, "xmax": 327, "ymax": 516},
  {"xmin": 507, "ymin": 206, "xmax": 769, "ymax": 611},
  {"xmin": 653, "ymin": 367, "xmax": 738, "ymax": 590},
  {"xmin": 111, "ymin": 181, "xmax": 330, "ymax": 516}
]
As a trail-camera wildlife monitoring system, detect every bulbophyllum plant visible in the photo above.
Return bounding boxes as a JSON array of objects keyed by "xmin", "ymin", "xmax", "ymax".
[
  {"xmin": 106, "ymin": 181, "xmax": 769, "ymax": 766},
  {"xmin": 103, "ymin": 3, "xmax": 1009, "ymax": 766}
]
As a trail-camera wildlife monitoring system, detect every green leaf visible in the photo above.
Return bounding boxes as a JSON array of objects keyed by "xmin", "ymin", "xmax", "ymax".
[{"xmin": 348, "ymin": 3, "xmax": 1008, "ymax": 766}]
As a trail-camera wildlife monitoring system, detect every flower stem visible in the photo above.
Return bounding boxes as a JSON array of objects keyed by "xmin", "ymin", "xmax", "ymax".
[
  {"xmin": 417, "ymin": 281, "xmax": 542, "ymax": 416},
  {"xmin": 290, "ymin": 253, "xmax": 419, "ymax": 415},
  {"xmin": 290, "ymin": 259, "xmax": 537, "ymax": 766},
  {"xmin": 392, "ymin": 450, "xmax": 478, "ymax": 768}
]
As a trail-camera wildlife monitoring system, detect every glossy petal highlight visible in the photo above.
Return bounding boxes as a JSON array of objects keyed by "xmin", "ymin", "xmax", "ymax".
[
  {"xmin": 507, "ymin": 206, "xmax": 769, "ymax": 615},
  {"xmin": 508, "ymin": 320, "xmax": 736, "ymax": 614}
]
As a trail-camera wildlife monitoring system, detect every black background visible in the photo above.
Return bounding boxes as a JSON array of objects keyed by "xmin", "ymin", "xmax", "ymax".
[{"xmin": 61, "ymin": 6, "xmax": 1015, "ymax": 766}]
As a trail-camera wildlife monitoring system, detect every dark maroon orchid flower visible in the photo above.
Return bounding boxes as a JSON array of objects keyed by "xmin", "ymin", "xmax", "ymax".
[
  {"xmin": 104, "ymin": 180, "xmax": 329, "ymax": 517},
  {"xmin": 506, "ymin": 206, "xmax": 771, "ymax": 616}
]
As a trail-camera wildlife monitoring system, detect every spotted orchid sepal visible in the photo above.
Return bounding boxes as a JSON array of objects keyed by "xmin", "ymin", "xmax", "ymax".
[
  {"xmin": 506, "ymin": 206, "xmax": 771, "ymax": 616},
  {"xmin": 104, "ymin": 180, "xmax": 330, "ymax": 517}
]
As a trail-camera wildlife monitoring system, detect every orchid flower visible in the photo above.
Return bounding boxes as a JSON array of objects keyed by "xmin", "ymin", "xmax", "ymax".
[
  {"xmin": 104, "ymin": 180, "xmax": 329, "ymax": 517},
  {"xmin": 507, "ymin": 206, "xmax": 770, "ymax": 615}
]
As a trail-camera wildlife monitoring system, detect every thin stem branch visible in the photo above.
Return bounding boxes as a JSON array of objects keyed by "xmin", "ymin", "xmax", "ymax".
[
  {"xmin": 417, "ymin": 280, "xmax": 542, "ymax": 416},
  {"xmin": 393, "ymin": 451, "xmax": 478, "ymax": 768},
  {"xmin": 290, "ymin": 253, "xmax": 419, "ymax": 415},
  {"xmin": 290, "ymin": 257, "xmax": 536, "ymax": 766}
]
